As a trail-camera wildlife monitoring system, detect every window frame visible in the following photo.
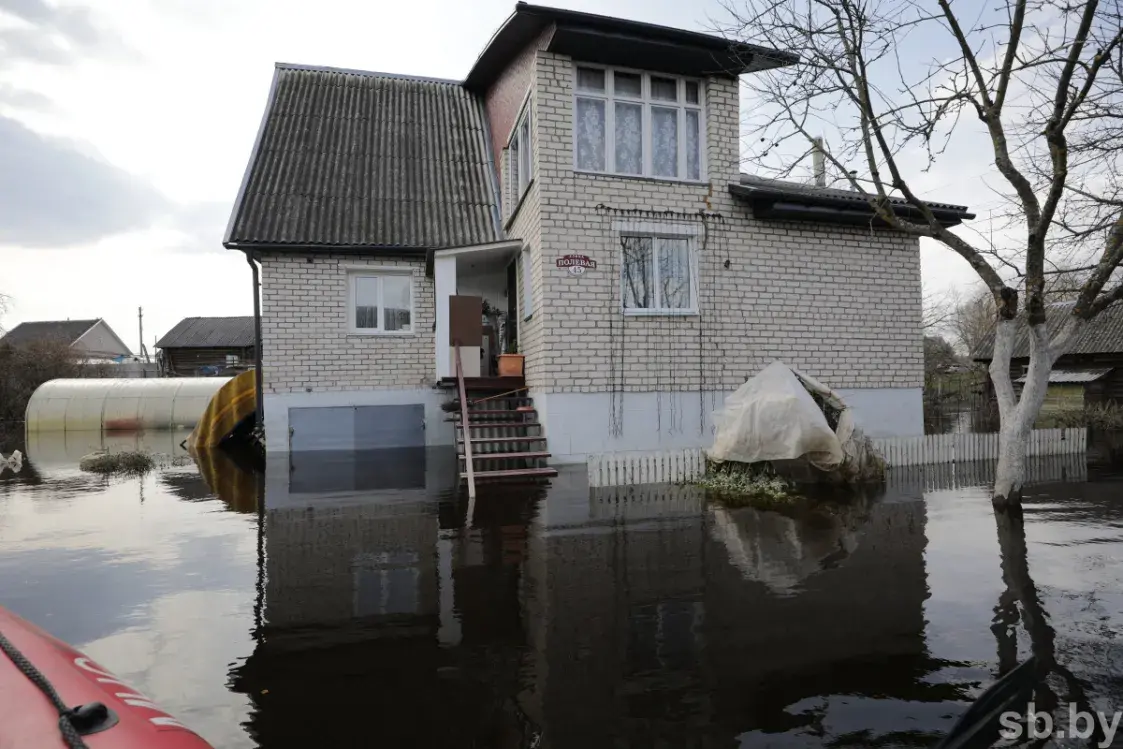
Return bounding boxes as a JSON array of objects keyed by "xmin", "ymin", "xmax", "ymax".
[
  {"xmin": 572, "ymin": 64, "xmax": 706, "ymax": 183},
  {"xmin": 508, "ymin": 100, "xmax": 533, "ymax": 209},
  {"xmin": 345, "ymin": 267, "xmax": 416, "ymax": 336},
  {"xmin": 615, "ymin": 222, "xmax": 701, "ymax": 317}
]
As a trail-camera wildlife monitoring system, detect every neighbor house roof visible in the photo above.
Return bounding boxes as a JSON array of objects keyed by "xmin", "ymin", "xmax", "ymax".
[
  {"xmin": 730, "ymin": 175, "xmax": 975, "ymax": 228},
  {"xmin": 0, "ymin": 319, "xmax": 99, "ymax": 347},
  {"xmin": 974, "ymin": 301, "xmax": 1123, "ymax": 361},
  {"xmin": 465, "ymin": 3, "xmax": 797, "ymax": 91},
  {"xmin": 157, "ymin": 317, "xmax": 256, "ymax": 349},
  {"xmin": 1014, "ymin": 368, "xmax": 1113, "ymax": 385},
  {"xmin": 224, "ymin": 64, "xmax": 503, "ymax": 253}
]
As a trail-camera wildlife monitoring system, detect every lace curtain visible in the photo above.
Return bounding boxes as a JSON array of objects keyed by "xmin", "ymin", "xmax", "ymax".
[
  {"xmin": 652, "ymin": 107, "xmax": 678, "ymax": 177},
  {"xmin": 614, "ymin": 102, "xmax": 642, "ymax": 175},
  {"xmin": 576, "ymin": 97, "xmax": 605, "ymax": 171}
]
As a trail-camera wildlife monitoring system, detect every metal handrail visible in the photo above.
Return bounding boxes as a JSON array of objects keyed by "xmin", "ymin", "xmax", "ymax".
[{"xmin": 455, "ymin": 344, "xmax": 476, "ymax": 499}]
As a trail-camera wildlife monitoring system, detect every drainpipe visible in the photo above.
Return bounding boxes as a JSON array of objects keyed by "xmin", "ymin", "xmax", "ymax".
[{"xmin": 246, "ymin": 251, "xmax": 265, "ymax": 434}]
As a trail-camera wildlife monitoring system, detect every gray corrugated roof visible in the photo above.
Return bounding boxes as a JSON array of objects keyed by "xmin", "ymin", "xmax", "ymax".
[
  {"xmin": 974, "ymin": 301, "xmax": 1123, "ymax": 360},
  {"xmin": 737, "ymin": 175, "xmax": 971, "ymax": 213},
  {"xmin": 1014, "ymin": 368, "xmax": 1113, "ymax": 384},
  {"xmin": 0, "ymin": 319, "xmax": 98, "ymax": 347},
  {"xmin": 157, "ymin": 317, "xmax": 256, "ymax": 349},
  {"xmin": 225, "ymin": 64, "xmax": 503, "ymax": 251}
]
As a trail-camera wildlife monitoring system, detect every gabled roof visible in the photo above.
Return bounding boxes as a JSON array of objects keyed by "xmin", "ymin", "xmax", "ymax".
[
  {"xmin": 0, "ymin": 319, "xmax": 99, "ymax": 347},
  {"xmin": 730, "ymin": 175, "xmax": 975, "ymax": 228},
  {"xmin": 157, "ymin": 317, "xmax": 256, "ymax": 349},
  {"xmin": 974, "ymin": 301, "xmax": 1123, "ymax": 361},
  {"xmin": 224, "ymin": 64, "xmax": 503, "ymax": 253},
  {"xmin": 465, "ymin": 3, "xmax": 798, "ymax": 92}
]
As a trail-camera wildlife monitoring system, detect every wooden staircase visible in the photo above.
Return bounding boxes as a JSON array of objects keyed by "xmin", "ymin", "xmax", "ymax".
[{"xmin": 444, "ymin": 348, "xmax": 557, "ymax": 492}]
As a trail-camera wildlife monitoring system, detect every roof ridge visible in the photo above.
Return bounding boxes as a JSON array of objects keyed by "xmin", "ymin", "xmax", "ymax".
[{"xmin": 274, "ymin": 62, "xmax": 463, "ymax": 86}]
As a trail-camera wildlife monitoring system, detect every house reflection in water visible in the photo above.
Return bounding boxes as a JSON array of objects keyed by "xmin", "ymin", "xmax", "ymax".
[{"xmin": 226, "ymin": 452, "xmax": 956, "ymax": 748}]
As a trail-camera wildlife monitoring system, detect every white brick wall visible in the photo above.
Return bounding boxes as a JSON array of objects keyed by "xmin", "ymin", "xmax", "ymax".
[
  {"xmin": 259, "ymin": 253, "xmax": 434, "ymax": 394},
  {"xmin": 524, "ymin": 52, "xmax": 923, "ymax": 393}
]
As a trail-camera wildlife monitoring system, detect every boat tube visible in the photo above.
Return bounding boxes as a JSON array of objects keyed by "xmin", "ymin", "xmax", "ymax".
[{"xmin": 0, "ymin": 606, "xmax": 214, "ymax": 748}]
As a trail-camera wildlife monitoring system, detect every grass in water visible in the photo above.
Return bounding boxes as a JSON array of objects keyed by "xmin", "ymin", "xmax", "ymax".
[
  {"xmin": 694, "ymin": 462, "xmax": 800, "ymax": 509},
  {"xmin": 79, "ymin": 451, "xmax": 157, "ymax": 477}
]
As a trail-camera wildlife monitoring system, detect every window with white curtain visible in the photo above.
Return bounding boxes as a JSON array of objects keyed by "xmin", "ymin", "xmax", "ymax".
[
  {"xmin": 521, "ymin": 246, "xmax": 534, "ymax": 320},
  {"xmin": 621, "ymin": 235, "xmax": 695, "ymax": 314},
  {"xmin": 574, "ymin": 66, "xmax": 704, "ymax": 181},
  {"xmin": 349, "ymin": 272, "xmax": 413, "ymax": 334}
]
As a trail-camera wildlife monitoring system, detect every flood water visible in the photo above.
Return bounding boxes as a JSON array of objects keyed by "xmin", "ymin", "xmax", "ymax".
[{"xmin": 2, "ymin": 433, "xmax": 1123, "ymax": 748}]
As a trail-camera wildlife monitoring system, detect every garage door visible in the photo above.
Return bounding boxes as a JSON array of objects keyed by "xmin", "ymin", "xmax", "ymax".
[{"xmin": 289, "ymin": 404, "xmax": 425, "ymax": 451}]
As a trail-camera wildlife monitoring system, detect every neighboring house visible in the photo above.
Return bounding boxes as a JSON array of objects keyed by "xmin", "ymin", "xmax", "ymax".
[
  {"xmin": 157, "ymin": 316, "xmax": 256, "ymax": 376},
  {"xmin": 224, "ymin": 2, "xmax": 973, "ymax": 461},
  {"xmin": 974, "ymin": 301, "xmax": 1123, "ymax": 412},
  {"xmin": 0, "ymin": 319, "xmax": 132, "ymax": 360}
]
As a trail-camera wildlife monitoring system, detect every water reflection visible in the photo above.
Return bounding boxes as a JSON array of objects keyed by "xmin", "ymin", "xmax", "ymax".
[{"xmin": 3, "ymin": 442, "xmax": 1123, "ymax": 748}]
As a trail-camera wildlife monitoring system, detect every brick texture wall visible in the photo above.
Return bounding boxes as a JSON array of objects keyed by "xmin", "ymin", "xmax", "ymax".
[
  {"xmin": 524, "ymin": 51, "xmax": 923, "ymax": 393},
  {"xmin": 259, "ymin": 252, "xmax": 434, "ymax": 394}
]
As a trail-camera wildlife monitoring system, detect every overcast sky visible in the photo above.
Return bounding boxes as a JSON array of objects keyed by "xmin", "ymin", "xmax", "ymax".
[{"xmin": 0, "ymin": 0, "xmax": 982, "ymax": 351}]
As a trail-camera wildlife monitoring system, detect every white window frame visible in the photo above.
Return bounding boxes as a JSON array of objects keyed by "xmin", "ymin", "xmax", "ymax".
[
  {"xmin": 573, "ymin": 64, "xmax": 706, "ymax": 182},
  {"xmin": 615, "ymin": 221, "xmax": 701, "ymax": 316},
  {"xmin": 520, "ymin": 246, "xmax": 534, "ymax": 321},
  {"xmin": 507, "ymin": 100, "xmax": 533, "ymax": 209},
  {"xmin": 345, "ymin": 267, "xmax": 416, "ymax": 336}
]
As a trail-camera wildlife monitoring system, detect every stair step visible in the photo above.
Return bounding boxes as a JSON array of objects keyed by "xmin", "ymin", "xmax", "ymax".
[
  {"xmin": 456, "ymin": 421, "xmax": 541, "ymax": 429},
  {"xmin": 461, "ymin": 467, "xmax": 559, "ymax": 480},
  {"xmin": 458, "ymin": 436, "xmax": 547, "ymax": 444},
  {"xmin": 459, "ymin": 451, "xmax": 551, "ymax": 462}
]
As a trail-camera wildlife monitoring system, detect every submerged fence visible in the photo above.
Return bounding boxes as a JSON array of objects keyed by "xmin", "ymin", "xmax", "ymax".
[
  {"xmin": 586, "ymin": 429, "xmax": 1087, "ymax": 488},
  {"xmin": 872, "ymin": 428, "xmax": 1086, "ymax": 467}
]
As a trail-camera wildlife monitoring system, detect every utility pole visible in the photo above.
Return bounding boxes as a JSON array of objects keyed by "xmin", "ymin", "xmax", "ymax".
[{"xmin": 138, "ymin": 307, "xmax": 150, "ymax": 363}]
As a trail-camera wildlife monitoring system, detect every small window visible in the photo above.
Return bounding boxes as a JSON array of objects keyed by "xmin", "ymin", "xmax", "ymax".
[
  {"xmin": 576, "ymin": 67, "xmax": 605, "ymax": 92},
  {"xmin": 650, "ymin": 76, "xmax": 678, "ymax": 101},
  {"xmin": 225, "ymin": 354, "xmax": 240, "ymax": 366},
  {"xmin": 350, "ymin": 272, "xmax": 413, "ymax": 334},
  {"xmin": 621, "ymin": 235, "xmax": 695, "ymax": 314},
  {"xmin": 614, "ymin": 71, "xmax": 642, "ymax": 98}
]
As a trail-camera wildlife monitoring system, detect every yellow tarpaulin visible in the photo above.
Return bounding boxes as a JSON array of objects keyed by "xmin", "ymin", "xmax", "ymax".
[{"xmin": 187, "ymin": 370, "xmax": 257, "ymax": 449}]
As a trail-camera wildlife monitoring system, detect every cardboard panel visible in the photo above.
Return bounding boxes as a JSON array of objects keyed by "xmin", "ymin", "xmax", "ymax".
[{"xmin": 449, "ymin": 295, "xmax": 483, "ymax": 346}]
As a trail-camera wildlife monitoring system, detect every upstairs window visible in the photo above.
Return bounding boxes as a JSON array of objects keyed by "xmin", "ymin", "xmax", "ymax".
[
  {"xmin": 574, "ymin": 66, "xmax": 704, "ymax": 181},
  {"xmin": 509, "ymin": 104, "xmax": 533, "ymax": 207}
]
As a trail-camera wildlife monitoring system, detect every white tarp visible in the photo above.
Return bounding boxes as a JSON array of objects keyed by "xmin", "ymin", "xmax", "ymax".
[{"xmin": 708, "ymin": 361, "xmax": 861, "ymax": 472}]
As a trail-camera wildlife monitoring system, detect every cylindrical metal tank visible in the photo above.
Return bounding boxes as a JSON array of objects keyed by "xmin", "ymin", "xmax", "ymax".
[{"xmin": 25, "ymin": 378, "xmax": 232, "ymax": 432}]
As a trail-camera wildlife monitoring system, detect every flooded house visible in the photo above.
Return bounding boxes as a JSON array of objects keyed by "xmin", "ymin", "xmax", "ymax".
[
  {"xmin": 224, "ymin": 3, "xmax": 974, "ymax": 464},
  {"xmin": 156, "ymin": 316, "xmax": 256, "ymax": 376},
  {"xmin": 974, "ymin": 300, "xmax": 1123, "ymax": 413}
]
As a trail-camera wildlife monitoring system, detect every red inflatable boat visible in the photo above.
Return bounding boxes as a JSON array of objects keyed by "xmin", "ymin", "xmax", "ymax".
[{"xmin": 0, "ymin": 605, "xmax": 214, "ymax": 748}]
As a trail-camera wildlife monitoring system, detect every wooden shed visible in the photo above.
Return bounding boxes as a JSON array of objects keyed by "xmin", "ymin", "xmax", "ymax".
[
  {"xmin": 974, "ymin": 301, "xmax": 1123, "ymax": 409},
  {"xmin": 156, "ymin": 316, "xmax": 255, "ymax": 376}
]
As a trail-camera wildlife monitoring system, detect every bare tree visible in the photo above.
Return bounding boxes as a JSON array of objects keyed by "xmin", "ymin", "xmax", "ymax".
[
  {"xmin": 949, "ymin": 288, "xmax": 996, "ymax": 357},
  {"xmin": 727, "ymin": 0, "xmax": 1123, "ymax": 506}
]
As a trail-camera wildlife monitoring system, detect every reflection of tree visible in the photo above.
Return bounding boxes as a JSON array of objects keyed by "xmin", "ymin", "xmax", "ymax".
[
  {"xmin": 622, "ymin": 236, "xmax": 652, "ymax": 309},
  {"xmin": 992, "ymin": 506, "xmax": 1100, "ymax": 744}
]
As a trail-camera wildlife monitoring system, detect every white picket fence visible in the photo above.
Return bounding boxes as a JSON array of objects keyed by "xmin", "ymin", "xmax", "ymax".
[
  {"xmin": 586, "ymin": 429, "xmax": 1087, "ymax": 487},
  {"xmin": 872, "ymin": 428, "xmax": 1086, "ymax": 467},
  {"xmin": 587, "ymin": 448, "xmax": 707, "ymax": 488}
]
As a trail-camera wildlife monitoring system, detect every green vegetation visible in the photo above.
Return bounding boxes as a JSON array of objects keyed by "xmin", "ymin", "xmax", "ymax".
[
  {"xmin": 79, "ymin": 451, "xmax": 157, "ymax": 477},
  {"xmin": 694, "ymin": 462, "xmax": 799, "ymax": 508}
]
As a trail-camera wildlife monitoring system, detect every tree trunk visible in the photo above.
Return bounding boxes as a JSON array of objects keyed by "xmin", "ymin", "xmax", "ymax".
[{"xmin": 991, "ymin": 316, "xmax": 1083, "ymax": 508}]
